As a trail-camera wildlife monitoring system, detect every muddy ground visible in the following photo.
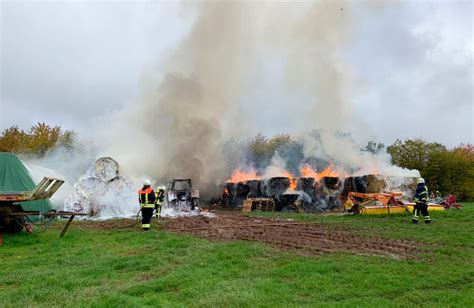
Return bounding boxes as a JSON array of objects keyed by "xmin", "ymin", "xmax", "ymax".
[
  {"xmin": 76, "ymin": 212, "xmax": 424, "ymax": 259},
  {"xmin": 160, "ymin": 213, "xmax": 423, "ymax": 259}
]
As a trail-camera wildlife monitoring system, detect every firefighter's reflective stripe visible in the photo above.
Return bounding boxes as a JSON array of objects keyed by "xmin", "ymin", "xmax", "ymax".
[
  {"xmin": 415, "ymin": 185, "xmax": 429, "ymax": 202},
  {"xmin": 412, "ymin": 215, "xmax": 419, "ymax": 220},
  {"xmin": 155, "ymin": 190, "xmax": 165, "ymax": 205},
  {"xmin": 424, "ymin": 216, "xmax": 431, "ymax": 220},
  {"xmin": 419, "ymin": 187, "xmax": 428, "ymax": 201},
  {"xmin": 140, "ymin": 202, "xmax": 155, "ymax": 208},
  {"xmin": 138, "ymin": 187, "xmax": 154, "ymax": 207},
  {"xmin": 142, "ymin": 224, "xmax": 150, "ymax": 228}
]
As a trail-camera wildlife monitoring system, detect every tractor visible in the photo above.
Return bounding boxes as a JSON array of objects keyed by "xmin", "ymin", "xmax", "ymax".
[{"xmin": 166, "ymin": 179, "xmax": 200, "ymax": 211}]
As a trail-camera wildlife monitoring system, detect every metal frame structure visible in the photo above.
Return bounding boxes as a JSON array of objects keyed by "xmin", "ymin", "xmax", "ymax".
[{"xmin": 1, "ymin": 177, "xmax": 88, "ymax": 243}]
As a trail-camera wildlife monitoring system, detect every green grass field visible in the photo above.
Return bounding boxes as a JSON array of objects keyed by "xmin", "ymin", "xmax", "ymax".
[{"xmin": 1, "ymin": 204, "xmax": 473, "ymax": 307}]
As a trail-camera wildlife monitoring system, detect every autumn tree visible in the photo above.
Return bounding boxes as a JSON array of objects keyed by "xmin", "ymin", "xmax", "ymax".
[
  {"xmin": 0, "ymin": 122, "xmax": 74, "ymax": 156},
  {"xmin": 0, "ymin": 126, "xmax": 30, "ymax": 153},
  {"xmin": 425, "ymin": 144, "xmax": 474, "ymax": 200}
]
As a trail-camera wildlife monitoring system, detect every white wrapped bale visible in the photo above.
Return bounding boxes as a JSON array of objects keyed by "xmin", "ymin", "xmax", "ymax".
[{"xmin": 64, "ymin": 157, "xmax": 136, "ymax": 219}]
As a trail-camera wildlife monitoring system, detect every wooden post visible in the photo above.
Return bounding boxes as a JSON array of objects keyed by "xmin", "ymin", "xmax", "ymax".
[{"xmin": 59, "ymin": 215, "xmax": 75, "ymax": 238}]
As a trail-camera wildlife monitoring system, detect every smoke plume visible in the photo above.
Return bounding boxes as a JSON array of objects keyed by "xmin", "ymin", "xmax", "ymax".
[
  {"xmin": 93, "ymin": 2, "xmax": 261, "ymax": 190},
  {"xmin": 85, "ymin": 1, "xmax": 415, "ymax": 195}
]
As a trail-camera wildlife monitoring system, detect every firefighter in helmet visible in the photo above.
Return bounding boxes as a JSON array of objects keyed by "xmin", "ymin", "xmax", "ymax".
[
  {"xmin": 138, "ymin": 179, "xmax": 156, "ymax": 230},
  {"xmin": 412, "ymin": 177, "xmax": 431, "ymax": 224},
  {"xmin": 155, "ymin": 185, "xmax": 166, "ymax": 218}
]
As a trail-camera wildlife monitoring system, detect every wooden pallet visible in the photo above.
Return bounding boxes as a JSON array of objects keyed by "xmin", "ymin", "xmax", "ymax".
[{"xmin": 242, "ymin": 198, "xmax": 275, "ymax": 213}]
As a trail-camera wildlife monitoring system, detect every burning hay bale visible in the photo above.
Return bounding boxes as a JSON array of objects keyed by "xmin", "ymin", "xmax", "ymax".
[
  {"xmin": 217, "ymin": 171, "xmax": 418, "ymax": 213},
  {"xmin": 319, "ymin": 176, "xmax": 342, "ymax": 210},
  {"xmin": 64, "ymin": 157, "xmax": 135, "ymax": 218},
  {"xmin": 220, "ymin": 176, "xmax": 343, "ymax": 212},
  {"xmin": 261, "ymin": 177, "xmax": 291, "ymax": 198},
  {"xmin": 296, "ymin": 177, "xmax": 319, "ymax": 203},
  {"xmin": 343, "ymin": 176, "xmax": 365, "ymax": 194},
  {"xmin": 343, "ymin": 175, "xmax": 416, "ymax": 195},
  {"xmin": 219, "ymin": 177, "xmax": 291, "ymax": 209},
  {"xmin": 366, "ymin": 175, "xmax": 387, "ymax": 193},
  {"xmin": 343, "ymin": 175, "xmax": 385, "ymax": 194},
  {"xmin": 219, "ymin": 181, "xmax": 253, "ymax": 208},
  {"xmin": 220, "ymin": 182, "xmax": 235, "ymax": 207},
  {"xmin": 246, "ymin": 179, "xmax": 262, "ymax": 198},
  {"xmin": 278, "ymin": 194, "xmax": 300, "ymax": 211},
  {"xmin": 219, "ymin": 181, "xmax": 251, "ymax": 209},
  {"xmin": 296, "ymin": 177, "xmax": 316, "ymax": 193},
  {"xmin": 220, "ymin": 178, "xmax": 278, "ymax": 208},
  {"xmin": 279, "ymin": 191, "xmax": 315, "ymax": 212}
]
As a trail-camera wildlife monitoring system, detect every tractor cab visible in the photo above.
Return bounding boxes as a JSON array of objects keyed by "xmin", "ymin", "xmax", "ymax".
[{"xmin": 166, "ymin": 179, "xmax": 200, "ymax": 211}]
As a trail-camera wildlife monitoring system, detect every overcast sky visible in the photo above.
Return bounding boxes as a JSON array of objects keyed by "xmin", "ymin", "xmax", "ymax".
[{"xmin": 1, "ymin": 0, "xmax": 472, "ymax": 147}]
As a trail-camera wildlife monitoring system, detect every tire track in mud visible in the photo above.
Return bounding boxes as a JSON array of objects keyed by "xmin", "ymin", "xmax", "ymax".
[{"xmin": 161, "ymin": 214, "xmax": 424, "ymax": 259}]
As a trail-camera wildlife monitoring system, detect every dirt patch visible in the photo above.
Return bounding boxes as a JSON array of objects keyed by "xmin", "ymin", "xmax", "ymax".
[
  {"xmin": 73, "ymin": 212, "xmax": 424, "ymax": 259},
  {"xmin": 160, "ymin": 213, "xmax": 423, "ymax": 259}
]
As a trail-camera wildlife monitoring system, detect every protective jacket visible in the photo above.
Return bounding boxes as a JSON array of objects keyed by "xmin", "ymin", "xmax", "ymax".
[
  {"xmin": 138, "ymin": 186, "xmax": 156, "ymax": 208},
  {"xmin": 155, "ymin": 189, "xmax": 165, "ymax": 205},
  {"xmin": 412, "ymin": 183, "xmax": 431, "ymax": 224},
  {"xmin": 414, "ymin": 184, "xmax": 429, "ymax": 203}
]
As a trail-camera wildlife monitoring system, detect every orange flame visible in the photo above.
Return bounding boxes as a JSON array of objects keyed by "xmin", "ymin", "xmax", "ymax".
[
  {"xmin": 227, "ymin": 163, "xmax": 343, "ymax": 190},
  {"xmin": 281, "ymin": 170, "xmax": 297, "ymax": 191},
  {"xmin": 319, "ymin": 163, "xmax": 339, "ymax": 178},
  {"xmin": 289, "ymin": 179, "xmax": 297, "ymax": 191},
  {"xmin": 223, "ymin": 187, "xmax": 229, "ymax": 196},
  {"xmin": 299, "ymin": 163, "xmax": 339, "ymax": 181},
  {"xmin": 227, "ymin": 169, "xmax": 260, "ymax": 183}
]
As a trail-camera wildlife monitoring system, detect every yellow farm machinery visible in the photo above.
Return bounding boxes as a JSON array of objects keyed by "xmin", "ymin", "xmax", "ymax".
[{"xmin": 343, "ymin": 191, "xmax": 450, "ymax": 215}]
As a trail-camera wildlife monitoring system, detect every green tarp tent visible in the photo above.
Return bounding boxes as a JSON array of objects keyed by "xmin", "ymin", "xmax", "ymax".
[{"xmin": 0, "ymin": 152, "xmax": 52, "ymax": 212}]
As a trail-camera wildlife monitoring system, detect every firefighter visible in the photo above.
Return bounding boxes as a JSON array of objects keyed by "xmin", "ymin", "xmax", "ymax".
[
  {"xmin": 138, "ymin": 179, "xmax": 156, "ymax": 230},
  {"xmin": 155, "ymin": 186, "xmax": 166, "ymax": 218},
  {"xmin": 412, "ymin": 177, "xmax": 431, "ymax": 224}
]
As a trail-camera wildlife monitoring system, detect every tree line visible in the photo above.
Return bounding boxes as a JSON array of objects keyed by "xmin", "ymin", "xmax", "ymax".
[
  {"xmin": 1, "ymin": 124, "xmax": 472, "ymax": 200},
  {"xmin": 225, "ymin": 133, "xmax": 473, "ymax": 201},
  {"xmin": 387, "ymin": 139, "xmax": 473, "ymax": 201},
  {"xmin": 0, "ymin": 122, "xmax": 74, "ymax": 156}
]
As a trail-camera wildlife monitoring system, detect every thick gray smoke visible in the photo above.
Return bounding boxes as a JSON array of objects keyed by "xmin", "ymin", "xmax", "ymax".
[
  {"xmin": 90, "ymin": 1, "xmax": 416, "ymax": 195},
  {"xmin": 274, "ymin": 1, "xmax": 354, "ymax": 130},
  {"xmin": 93, "ymin": 2, "xmax": 258, "ymax": 190}
]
